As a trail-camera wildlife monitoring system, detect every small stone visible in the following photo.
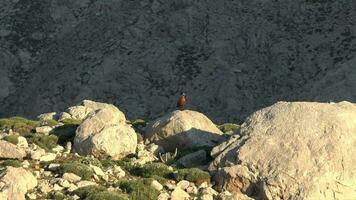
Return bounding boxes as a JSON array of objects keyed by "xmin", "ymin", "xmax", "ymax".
[
  {"xmin": 38, "ymin": 112, "xmax": 57, "ymax": 121},
  {"xmin": 72, "ymin": 194, "xmax": 80, "ymax": 200},
  {"xmin": 17, "ymin": 136, "xmax": 28, "ymax": 148},
  {"xmin": 64, "ymin": 142, "xmax": 72, "ymax": 154},
  {"xmin": 76, "ymin": 181, "xmax": 97, "ymax": 188},
  {"xmin": 177, "ymin": 180, "xmax": 190, "ymax": 190},
  {"xmin": 35, "ymin": 126, "xmax": 53, "ymax": 135},
  {"xmin": 39, "ymin": 181, "xmax": 52, "ymax": 193},
  {"xmin": 53, "ymin": 184, "xmax": 63, "ymax": 191},
  {"xmin": 30, "ymin": 148, "xmax": 46, "ymax": 160},
  {"xmin": 34, "ymin": 171, "xmax": 41, "ymax": 178},
  {"xmin": 151, "ymin": 180, "xmax": 163, "ymax": 191},
  {"xmin": 113, "ymin": 165, "xmax": 125, "ymax": 178},
  {"xmin": 52, "ymin": 145, "xmax": 65, "ymax": 153},
  {"xmin": 48, "ymin": 163, "xmax": 61, "ymax": 171},
  {"xmin": 43, "ymin": 171, "xmax": 52, "ymax": 177},
  {"xmin": 62, "ymin": 173, "xmax": 81, "ymax": 183},
  {"xmin": 58, "ymin": 112, "xmax": 71, "ymax": 121},
  {"xmin": 157, "ymin": 192, "xmax": 170, "ymax": 200},
  {"xmin": 171, "ymin": 187, "xmax": 190, "ymax": 200},
  {"xmin": 26, "ymin": 193, "xmax": 37, "ymax": 199},
  {"xmin": 22, "ymin": 160, "xmax": 30, "ymax": 168},
  {"xmin": 186, "ymin": 185, "xmax": 198, "ymax": 194},
  {"xmin": 39, "ymin": 153, "xmax": 57, "ymax": 162},
  {"xmin": 68, "ymin": 184, "xmax": 78, "ymax": 192},
  {"xmin": 58, "ymin": 179, "xmax": 71, "ymax": 188}
]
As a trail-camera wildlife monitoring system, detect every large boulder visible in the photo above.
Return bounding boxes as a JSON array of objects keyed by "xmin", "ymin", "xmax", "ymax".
[
  {"xmin": 210, "ymin": 101, "xmax": 356, "ymax": 200},
  {"xmin": 145, "ymin": 110, "xmax": 224, "ymax": 151},
  {"xmin": 0, "ymin": 140, "xmax": 26, "ymax": 159},
  {"xmin": 0, "ymin": 167, "xmax": 38, "ymax": 200},
  {"xmin": 66, "ymin": 100, "xmax": 126, "ymax": 121},
  {"xmin": 74, "ymin": 107, "xmax": 137, "ymax": 159}
]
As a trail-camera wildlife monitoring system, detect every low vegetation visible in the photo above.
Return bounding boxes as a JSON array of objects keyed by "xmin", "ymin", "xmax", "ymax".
[
  {"xmin": 3, "ymin": 135, "xmax": 19, "ymax": 145},
  {"xmin": 60, "ymin": 161, "xmax": 94, "ymax": 180},
  {"xmin": 73, "ymin": 185, "xmax": 129, "ymax": 200},
  {"xmin": 1, "ymin": 159, "xmax": 22, "ymax": 168},
  {"xmin": 217, "ymin": 123, "xmax": 240, "ymax": 134},
  {"xmin": 175, "ymin": 168, "xmax": 211, "ymax": 184},
  {"xmin": 0, "ymin": 116, "xmax": 39, "ymax": 136},
  {"xmin": 27, "ymin": 134, "xmax": 58, "ymax": 151},
  {"xmin": 116, "ymin": 179, "xmax": 160, "ymax": 200},
  {"xmin": 137, "ymin": 162, "xmax": 172, "ymax": 179}
]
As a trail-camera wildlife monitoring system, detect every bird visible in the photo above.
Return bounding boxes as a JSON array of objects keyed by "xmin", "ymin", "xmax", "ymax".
[{"xmin": 177, "ymin": 92, "xmax": 187, "ymax": 110}]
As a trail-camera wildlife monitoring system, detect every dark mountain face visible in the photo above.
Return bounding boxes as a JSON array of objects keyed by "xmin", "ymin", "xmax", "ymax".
[{"xmin": 1, "ymin": 0, "xmax": 356, "ymax": 123}]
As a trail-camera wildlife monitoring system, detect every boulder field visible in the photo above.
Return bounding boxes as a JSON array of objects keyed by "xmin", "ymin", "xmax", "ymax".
[{"xmin": 0, "ymin": 100, "xmax": 356, "ymax": 199}]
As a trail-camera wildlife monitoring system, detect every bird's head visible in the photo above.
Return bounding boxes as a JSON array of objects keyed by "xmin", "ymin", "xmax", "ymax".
[{"xmin": 181, "ymin": 92, "xmax": 186, "ymax": 97}]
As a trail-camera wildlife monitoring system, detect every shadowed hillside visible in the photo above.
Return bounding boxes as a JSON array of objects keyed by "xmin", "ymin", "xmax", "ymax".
[{"xmin": 1, "ymin": 0, "xmax": 355, "ymax": 122}]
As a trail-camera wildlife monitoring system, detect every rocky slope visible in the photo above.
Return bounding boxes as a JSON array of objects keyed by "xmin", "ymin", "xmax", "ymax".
[{"xmin": 1, "ymin": 0, "xmax": 356, "ymax": 123}]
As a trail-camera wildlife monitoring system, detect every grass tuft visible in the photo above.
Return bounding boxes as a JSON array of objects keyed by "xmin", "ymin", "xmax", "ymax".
[
  {"xmin": 61, "ymin": 161, "xmax": 94, "ymax": 180},
  {"xmin": 0, "ymin": 116, "xmax": 39, "ymax": 136},
  {"xmin": 3, "ymin": 135, "xmax": 19, "ymax": 145},
  {"xmin": 175, "ymin": 168, "xmax": 211, "ymax": 185},
  {"xmin": 116, "ymin": 179, "xmax": 159, "ymax": 200}
]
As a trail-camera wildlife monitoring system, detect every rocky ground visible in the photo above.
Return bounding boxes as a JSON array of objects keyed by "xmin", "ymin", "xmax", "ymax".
[
  {"xmin": 1, "ymin": 0, "xmax": 356, "ymax": 123},
  {"xmin": 0, "ymin": 100, "xmax": 244, "ymax": 200},
  {"xmin": 1, "ymin": 100, "xmax": 356, "ymax": 200}
]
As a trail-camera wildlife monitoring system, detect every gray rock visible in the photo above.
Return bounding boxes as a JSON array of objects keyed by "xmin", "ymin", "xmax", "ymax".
[
  {"xmin": 0, "ymin": 167, "xmax": 38, "ymax": 200},
  {"xmin": 211, "ymin": 101, "xmax": 356, "ymax": 199},
  {"xmin": 145, "ymin": 110, "xmax": 224, "ymax": 151},
  {"xmin": 74, "ymin": 106, "xmax": 136, "ymax": 159},
  {"xmin": 177, "ymin": 150, "xmax": 207, "ymax": 168},
  {"xmin": 0, "ymin": 140, "xmax": 26, "ymax": 159}
]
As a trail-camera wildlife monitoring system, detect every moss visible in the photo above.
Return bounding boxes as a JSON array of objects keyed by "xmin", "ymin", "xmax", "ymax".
[
  {"xmin": 74, "ymin": 186, "xmax": 128, "ymax": 200},
  {"xmin": 1, "ymin": 159, "xmax": 22, "ymax": 168},
  {"xmin": 60, "ymin": 118, "xmax": 82, "ymax": 125},
  {"xmin": 130, "ymin": 119, "xmax": 147, "ymax": 128},
  {"xmin": 61, "ymin": 162, "xmax": 94, "ymax": 180},
  {"xmin": 0, "ymin": 116, "xmax": 39, "ymax": 136},
  {"xmin": 117, "ymin": 179, "xmax": 160, "ymax": 200},
  {"xmin": 79, "ymin": 157, "xmax": 103, "ymax": 168},
  {"xmin": 175, "ymin": 168, "xmax": 211, "ymax": 184},
  {"xmin": 137, "ymin": 162, "xmax": 172, "ymax": 179},
  {"xmin": 88, "ymin": 191, "xmax": 129, "ymax": 200},
  {"xmin": 3, "ymin": 135, "xmax": 19, "ymax": 145},
  {"xmin": 27, "ymin": 134, "xmax": 58, "ymax": 151},
  {"xmin": 73, "ymin": 185, "xmax": 106, "ymax": 199},
  {"xmin": 217, "ymin": 123, "xmax": 240, "ymax": 134},
  {"xmin": 115, "ymin": 158, "xmax": 138, "ymax": 173}
]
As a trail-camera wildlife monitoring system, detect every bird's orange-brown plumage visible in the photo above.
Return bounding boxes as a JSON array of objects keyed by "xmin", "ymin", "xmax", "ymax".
[{"xmin": 177, "ymin": 95, "xmax": 187, "ymax": 109}]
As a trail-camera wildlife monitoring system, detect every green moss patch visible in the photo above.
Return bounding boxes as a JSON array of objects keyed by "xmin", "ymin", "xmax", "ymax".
[
  {"xmin": 61, "ymin": 162, "xmax": 94, "ymax": 180},
  {"xmin": 27, "ymin": 134, "xmax": 58, "ymax": 151},
  {"xmin": 40, "ymin": 119, "xmax": 60, "ymax": 127},
  {"xmin": 0, "ymin": 116, "xmax": 39, "ymax": 136},
  {"xmin": 1, "ymin": 159, "xmax": 22, "ymax": 168},
  {"xmin": 60, "ymin": 118, "xmax": 82, "ymax": 125},
  {"xmin": 175, "ymin": 168, "xmax": 211, "ymax": 184},
  {"xmin": 3, "ymin": 135, "xmax": 19, "ymax": 145},
  {"xmin": 136, "ymin": 162, "xmax": 172, "ymax": 179},
  {"xmin": 74, "ymin": 185, "xmax": 128, "ymax": 200},
  {"xmin": 217, "ymin": 123, "xmax": 240, "ymax": 134},
  {"xmin": 116, "ymin": 179, "xmax": 160, "ymax": 200}
]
